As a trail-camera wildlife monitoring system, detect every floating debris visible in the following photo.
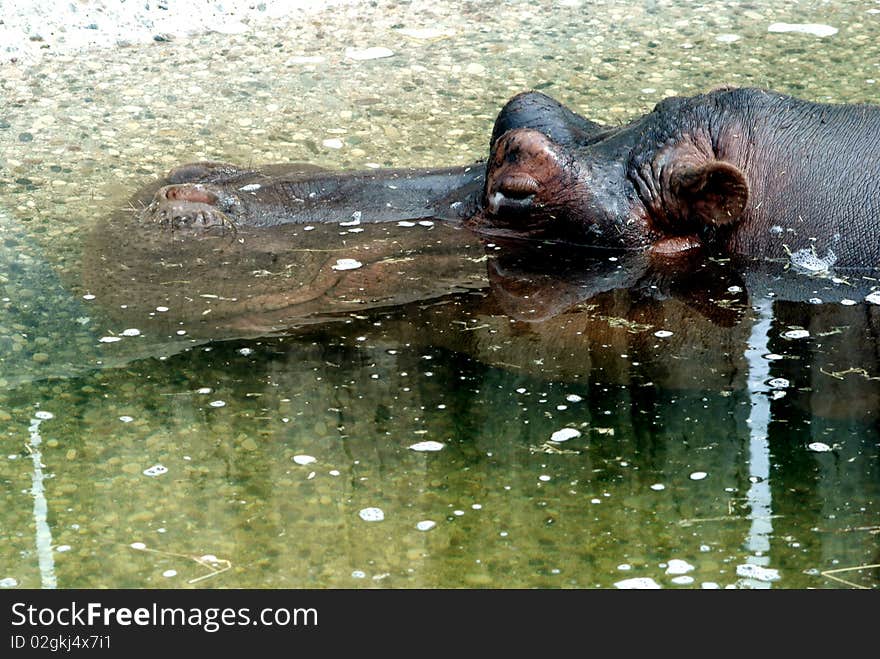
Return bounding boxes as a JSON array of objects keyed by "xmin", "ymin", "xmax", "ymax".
[
  {"xmin": 767, "ymin": 377, "xmax": 790, "ymax": 389},
  {"xmin": 654, "ymin": 330, "xmax": 673, "ymax": 338},
  {"xmin": 162, "ymin": 569, "xmax": 177, "ymax": 578},
  {"xmin": 670, "ymin": 575, "xmax": 695, "ymax": 585},
  {"xmin": 736, "ymin": 563, "xmax": 781, "ymax": 582},
  {"xmin": 416, "ymin": 520, "xmax": 436, "ymax": 531},
  {"xmin": 650, "ymin": 483, "xmax": 666, "ymax": 491},
  {"xmin": 689, "ymin": 471, "xmax": 708, "ymax": 481},
  {"xmin": 565, "ymin": 394, "xmax": 583, "ymax": 403},
  {"xmin": 550, "ymin": 428, "xmax": 581, "ymax": 442},
  {"xmin": 121, "ymin": 328, "xmax": 141, "ymax": 337},
  {"xmin": 143, "ymin": 464, "xmax": 168, "ymax": 477},
  {"xmin": 665, "ymin": 559, "xmax": 695, "ymax": 575},
  {"xmin": 716, "ymin": 33, "xmax": 741, "ymax": 43},
  {"xmin": 808, "ymin": 442, "xmax": 832, "ymax": 453},
  {"xmin": 322, "ymin": 138, "xmax": 343, "ymax": 149},
  {"xmin": 209, "ymin": 400, "xmax": 226, "ymax": 408},
  {"xmin": 331, "ymin": 258, "xmax": 363, "ymax": 271},
  {"xmin": 293, "ymin": 454, "xmax": 317, "ymax": 465},
  {"xmin": 781, "ymin": 329, "xmax": 810, "ymax": 340},
  {"xmin": 408, "ymin": 440, "xmax": 445, "ymax": 452},
  {"xmin": 119, "ymin": 415, "xmax": 134, "ymax": 422},
  {"xmin": 865, "ymin": 291, "xmax": 880, "ymax": 305},
  {"xmin": 0, "ymin": 577, "xmax": 19, "ymax": 588},
  {"xmin": 99, "ymin": 336, "xmax": 122, "ymax": 343},
  {"xmin": 345, "ymin": 46, "xmax": 394, "ymax": 61},
  {"xmin": 615, "ymin": 577, "xmax": 661, "ymax": 589},
  {"xmin": 358, "ymin": 507, "xmax": 385, "ymax": 522},
  {"xmin": 768, "ymin": 22, "xmax": 838, "ymax": 37}
]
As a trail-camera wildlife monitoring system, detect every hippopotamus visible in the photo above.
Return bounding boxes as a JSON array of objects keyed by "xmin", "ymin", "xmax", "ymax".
[
  {"xmin": 135, "ymin": 86, "xmax": 880, "ymax": 269},
  {"xmin": 477, "ymin": 87, "xmax": 880, "ymax": 268}
]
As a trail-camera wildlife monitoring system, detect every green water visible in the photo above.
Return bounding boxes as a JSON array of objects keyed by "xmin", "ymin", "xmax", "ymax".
[{"xmin": 1, "ymin": 0, "xmax": 879, "ymax": 589}]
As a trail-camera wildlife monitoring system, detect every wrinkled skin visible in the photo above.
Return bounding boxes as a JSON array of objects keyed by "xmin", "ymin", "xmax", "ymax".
[{"xmin": 475, "ymin": 87, "xmax": 880, "ymax": 268}]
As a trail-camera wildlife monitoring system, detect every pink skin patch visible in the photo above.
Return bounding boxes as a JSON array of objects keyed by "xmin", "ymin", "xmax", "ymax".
[
  {"xmin": 161, "ymin": 184, "xmax": 219, "ymax": 205},
  {"xmin": 649, "ymin": 234, "xmax": 703, "ymax": 255}
]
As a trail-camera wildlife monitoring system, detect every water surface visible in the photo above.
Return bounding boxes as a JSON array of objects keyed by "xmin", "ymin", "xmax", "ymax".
[{"xmin": 1, "ymin": 0, "xmax": 879, "ymax": 589}]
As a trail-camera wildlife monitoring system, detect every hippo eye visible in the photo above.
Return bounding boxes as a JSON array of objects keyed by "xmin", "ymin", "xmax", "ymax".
[{"xmin": 498, "ymin": 174, "xmax": 540, "ymax": 199}]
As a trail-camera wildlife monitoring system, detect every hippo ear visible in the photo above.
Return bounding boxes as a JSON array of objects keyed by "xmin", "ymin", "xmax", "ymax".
[{"xmin": 671, "ymin": 161, "xmax": 748, "ymax": 226}]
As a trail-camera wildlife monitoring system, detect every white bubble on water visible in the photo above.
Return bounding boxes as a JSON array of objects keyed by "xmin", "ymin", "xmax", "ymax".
[
  {"xmin": 34, "ymin": 411, "xmax": 54, "ymax": 420},
  {"xmin": 119, "ymin": 416, "xmax": 134, "ymax": 423},
  {"xmin": 162, "ymin": 570, "xmax": 177, "ymax": 578},
  {"xmin": 665, "ymin": 559, "xmax": 695, "ymax": 575},
  {"xmin": 130, "ymin": 542, "xmax": 146, "ymax": 550},
  {"xmin": 550, "ymin": 428, "xmax": 581, "ymax": 442},
  {"xmin": 293, "ymin": 455, "xmax": 316, "ymax": 465},
  {"xmin": 209, "ymin": 400, "xmax": 226, "ymax": 408},
  {"xmin": 143, "ymin": 464, "xmax": 168, "ymax": 477},
  {"xmin": 358, "ymin": 507, "xmax": 384, "ymax": 522},
  {"xmin": 416, "ymin": 520, "xmax": 436, "ymax": 531},
  {"xmin": 808, "ymin": 442, "xmax": 832, "ymax": 453},
  {"xmin": 121, "ymin": 328, "xmax": 141, "ymax": 337},
  {"xmin": 615, "ymin": 577, "xmax": 661, "ymax": 589},
  {"xmin": 565, "ymin": 394, "xmax": 583, "ymax": 402},
  {"xmin": 689, "ymin": 471, "xmax": 708, "ymax": 481},
  {"xmin": 196, "ymin": 387, "xmax": 212, "ymax": 394},
  {"xmin": 736, "ymin": 563, "xmax": 780, "ymax": 582},
  {"xmin": 55, "ymin": 545, "xmax": 71, "ymax": 552},
  {"xmin": 650, "ymin": 483, "xmax": 666, "ymax": 491},
  {"xmin": 408, "ymin": 441, "xmax": 445, "ymax": 452},
  {"xmin": 654, "ymin": 330, "xmax": 673, "ymax": 338}
]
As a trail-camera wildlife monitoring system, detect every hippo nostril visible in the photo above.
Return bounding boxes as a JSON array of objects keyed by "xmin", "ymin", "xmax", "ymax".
[
  {"xmin": 497, "ymin": 174, "xmax": 540, "ymax": 200},
  {"xmin": 161, "ymin": 184, "xmax": 218, "ymax": 206}
]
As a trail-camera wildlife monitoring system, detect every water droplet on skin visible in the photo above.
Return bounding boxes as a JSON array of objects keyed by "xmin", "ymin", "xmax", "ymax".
[{"xmin": 331, "ymin": 258, "xmax": 363, "ymax": 271}]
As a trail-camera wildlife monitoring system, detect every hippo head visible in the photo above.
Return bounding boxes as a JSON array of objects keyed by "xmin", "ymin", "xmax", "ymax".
[{"xmin": 474, "ymin": 91, "xmax": 750, "ymax": 255}]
